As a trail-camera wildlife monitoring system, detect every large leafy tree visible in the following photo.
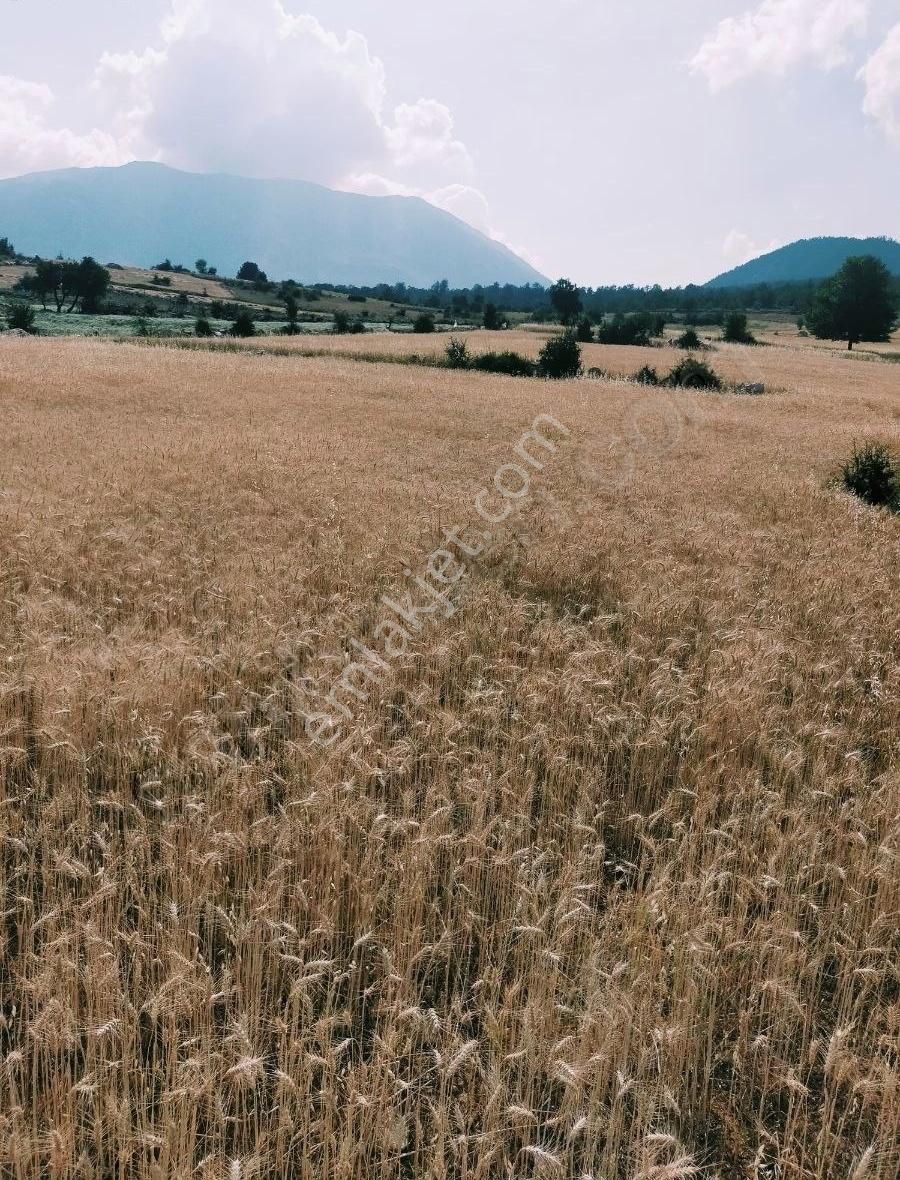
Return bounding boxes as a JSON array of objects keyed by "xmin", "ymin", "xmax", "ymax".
[
  {"xmin": 549, "ymin": 278, "xmax": 583, "ymax": 326},
  {"xmin": 29, "ymin": 257, "xmax": 110, "ymax": 312},
  {"xmin": 807, "ymin": 255, "xmax": 897, "ymax": 350}
]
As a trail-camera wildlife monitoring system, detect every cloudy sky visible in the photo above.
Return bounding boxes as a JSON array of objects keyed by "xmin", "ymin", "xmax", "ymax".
[{"xmin": 2, "ymin": 0, "xmax": 898, "ymax": 285}]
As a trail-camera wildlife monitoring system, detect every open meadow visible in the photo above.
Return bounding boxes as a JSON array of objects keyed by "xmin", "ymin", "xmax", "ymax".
[{"xmin": 0, "ymin": 336, "xmax": 898, "ymax": 1178}]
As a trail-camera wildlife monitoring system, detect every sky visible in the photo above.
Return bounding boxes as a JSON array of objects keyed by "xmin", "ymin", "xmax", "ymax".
[{"xmin": 1, "ymin": 0, "xmax": 898, "ymax": 286}]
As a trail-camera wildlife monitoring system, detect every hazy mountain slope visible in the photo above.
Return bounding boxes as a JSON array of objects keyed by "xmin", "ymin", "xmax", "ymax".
[
  {"xmin": 706, "ymin": 236, "xmax": 900, "ymax": 288},
  {"xmin": 0, "ymin": 162, "xmax": 547, "ymax": 287}
]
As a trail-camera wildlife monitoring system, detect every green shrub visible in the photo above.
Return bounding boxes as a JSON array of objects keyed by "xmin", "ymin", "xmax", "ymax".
[
  {"xmin": 132, "ymin": 316, "xmax": 152, "ymax": 337},
  {"xmin": 348, "ymin": 317, "xmax": 367, "ymax": 334},
  {"xmin": 575, "ymin": 317, "xmax": 594, "ymax": 343},
  {"xmin": 538, "ymin": 331, "xmax": 581, "ymax": 379},
  {"xmin": 230, "ymin": 311, "xmax": 256, "ymax": 338},
  {"xmin": 6, "ymin": 303, "xmax": 36, "ymax": 333},
  {"xmin": 674, "ymin": 327, "xmax": 703, "ymax": 350},
  {"xmin": 472, "ymin": 351, "xmax": 537, "ymax": 378},
  {"xmin": 723, "ymin": 312, "xmax": 756, "ymax": 344},
  {"xmin": 840, "ymin": 442, "xmax": 898, "ymax": 509},
  {"xmin": 595, "ymin": 312, "xmax": 664, "ymax": 346},
  {"xmin": 445, "ymin": 338, "xmax": 471, "ymax": 369},
  {"xmin": 664, "ymin": 357, "xmax": 721, "ymax": 389},
  {"xmin": 412, "ymin": 312, "xmax": 436, "ymax": 334},
  {"xmin": 333, "ymin": 310, "xmax": 351, "ymax": 334},
  {"xmin": 195, "ymin": 316, "xmax": 214, "ymax": 337},
  {"xmin": 634, "ymin": 365, "xmax": 660, "ymax": 385}
]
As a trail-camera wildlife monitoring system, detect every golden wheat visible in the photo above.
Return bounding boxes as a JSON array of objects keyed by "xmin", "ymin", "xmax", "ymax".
[{"xmin": 0, "ymin": 335, "xmax": 897, "ymax": 1178}]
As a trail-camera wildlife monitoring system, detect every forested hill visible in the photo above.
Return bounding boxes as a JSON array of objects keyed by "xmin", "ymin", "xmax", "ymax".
[{"xmin": 706, "ymin": 237, "xmax": 900, "ymax": 288}]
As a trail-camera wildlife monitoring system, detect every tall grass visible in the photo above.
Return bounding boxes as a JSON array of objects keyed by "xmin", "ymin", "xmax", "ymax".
[{"xmin": 0, "ymin": 338, "xmax": 897, "ymax": 1179}]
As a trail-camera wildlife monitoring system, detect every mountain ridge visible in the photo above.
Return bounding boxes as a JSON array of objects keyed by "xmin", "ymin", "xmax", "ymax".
[
  {"xmin": 0, "ymin": 161, "xmax": 547, "ymax": 288},
  {"xmin": 706, "ymin": 236, "xmax": 900, "ymax": 288}
]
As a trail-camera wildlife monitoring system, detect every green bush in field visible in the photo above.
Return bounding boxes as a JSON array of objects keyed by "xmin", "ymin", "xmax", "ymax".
[
  {"xmin": 412, "ymin": 312, "xmax": 436, "ymax": 334},
  {"xmin": 230, "ymin": 311, "xmax": 256, "ymax": 338},
  {"xmin": 634, "ymin": 365, "xmax": 660, "ymax": 386},
  {"xmin": 538, "ymin": 331, "xmax": 581, "ymax": 379},
  {"xmin": 664, "ymin": 356, "xmax": 721, "ymax": 389},
  {"xmin": 445, "ymin": 338, "xmax": 471, "ymax": 369},
  {"xmin": 472, "ymin": 351, "xmax": 537, "ymax": 377},
  {"xmin": 840, "ymin": 441, "xmax": 898, "ymax": 509},
  {"xmin": 6, "ymin": 303, "xmax": 37, "ymax": 333},
  {"xmin": 675, "ymin": 326, "xmax": 702, "ymax": 350}
]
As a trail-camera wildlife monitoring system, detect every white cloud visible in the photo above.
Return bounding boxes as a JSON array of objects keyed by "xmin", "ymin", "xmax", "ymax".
[
  {"xmin": 722, "ymin": 229, "xmax": 783, "ymax": 266},
  {"xmin": 90, "ymin": 0, "xmax": 475, "ymax": 193},
  {"xmin": 691, "ymin": 0, "xmax": 869, "ymax": 91},
  {"xmin": 0, "ymin": 74, "xmax": 128, "ymax": 179},
  {"xmin": 385, "ymin": 101, "xmax": 473, "ymax": 179},
  {"xmin": 1, "ymin": 1, "xmax": 480, "ymax": 205},
  {"xmin": 859, "ymin": 22, "xmax": 900, "ymax": 143}
]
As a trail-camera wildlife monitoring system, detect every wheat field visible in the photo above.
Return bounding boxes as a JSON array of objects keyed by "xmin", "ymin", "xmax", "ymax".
[{"xmin": 0, "ymin": 336, "xmax": 897, "ymax": 1179}]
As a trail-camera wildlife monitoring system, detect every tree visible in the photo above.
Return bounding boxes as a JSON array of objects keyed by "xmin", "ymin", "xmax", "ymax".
[
  {"xmin": 483, "ymin": 302, "xmax": 502, "ymax": 330},
  {"xmin": 412, "ymin": 312, "xmax": 436, "ymax": 334},
  {"xmin": 575, "ymin": 317, "xmax": 594, "ymax": 343},
  {"xmin": 807, "ymin": 255, "xmax": 897, "ymax": 350},
  {"xmin": 195, "ymin": 316, "xmax": 214, "ymax": 337},
  {"xmin": 283, "ymin": 294, "xmax": 300, "ymax": 335},
  {"xmin": 0, "ymin": 236, "xmax": 15, "ymax": 259},
  {"xmin": 723, "ymin": 312, "xmax": 755, "ymax": 344},
  {"xmin": 32, "ymin": 261, "xmax": 63, "ymax": 310},
  {"xmin": 195, "ymin": 259, "xmax": 209, "ymax": 275},
  {"xmin": 72, "ymin": 257, "xmax": 110, "ymax": 313},
  {"xmin": 230, "ymin": 310, "xmax": 256, "ymax": 337},
  {"xmin": 237, "ymin": 261, "xmax": 267, "ymax": 283},
  {"xmin": 549, "ymin": 278, "xmax": 582, "ymax": 325}
]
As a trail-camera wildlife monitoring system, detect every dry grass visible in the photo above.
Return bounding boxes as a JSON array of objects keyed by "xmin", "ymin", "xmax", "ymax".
[
  {"xmin": 0, "ymin": 337, "xmax": 898, "ymax": 1179},
  {"xmin": 172, "ymin": 325, "xmax": 900, "ymax": 382}
]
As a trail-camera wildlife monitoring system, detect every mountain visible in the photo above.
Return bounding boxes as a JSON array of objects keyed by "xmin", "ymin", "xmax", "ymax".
[
  {"xmin": 706, "ymin": 237, "xmax": 900, "ymax": 288},
  {"xmin": 0, "ymin": 162, "xmax": 547, "ymax": 288}
]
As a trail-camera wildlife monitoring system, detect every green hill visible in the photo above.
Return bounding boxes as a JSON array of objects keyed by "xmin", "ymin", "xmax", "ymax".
[
  {"xmin": 706, "ymin": 236, "xmax": 900, "ymax": 288},
  {"xmin": 0, "ymin": 162, "xmax": 547, "ymax": 288}
]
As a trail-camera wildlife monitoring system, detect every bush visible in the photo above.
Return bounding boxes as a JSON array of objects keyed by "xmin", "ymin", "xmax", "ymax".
[
  {"xmin": 472, "ymin": 351, "xmax": 537, "ymax": 378},
  {"xmin": 412, "ymin": 312, "xmax": 436, "ymax": 334},
  {"xmin": 195, "ymin": 317, "xmax": 213, "ymax": 337},
  {"xmin": 131, "ymin": 316, "xmax": 152, "ymax": 337},
  {"xmin": 538, "ymin": 331, "xmax": 581, "ymax": 379},
  {"xmin": 595, "ymin": 312, "xmax": 663, "ymax": 346},
  {"xmin": 675, "ymin": 327, "xmax": 703, "ymax": 350},
  {"xmin": 6, "ymin": 303, "xmax": 36, "ymax": 333},
  {"xmin": 575, "ymin": 317, "xmax": 594, "ymax": 343},
  {"xmin": 634, "ymin": 365, "xmax": 660, "ymax": 386},
  {"xmin": 664, "ymin": 357, "xmax": 721, "ymax": 389},
  {"xmin": 348, "ymin": 317, "xmax": 367, "ymax": 335},
  {"xmin": 230, "ymin": 311, "xmax": 256, "ymax": 338},
  {"xmin": 333, "ymin": 311, "xmax": 351, "ymax": 334},
  {"xmin": 840, "ymin": 442, "xmax": 898, "ymax": 509},
  {"xmin": 445, "ymin": 338, "xmax": 471, "ymax": 369},
  {"xmin": 723, "ymin": 312, "xmax": 756, "ymax": 344}
]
